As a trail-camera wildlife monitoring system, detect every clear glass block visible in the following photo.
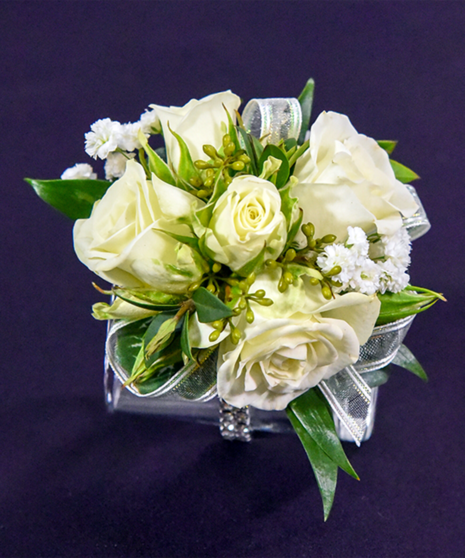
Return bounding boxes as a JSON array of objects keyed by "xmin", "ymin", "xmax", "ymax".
[{"xmin": 104, "ymin": 315, "xmax": 414, "ymax": 443}]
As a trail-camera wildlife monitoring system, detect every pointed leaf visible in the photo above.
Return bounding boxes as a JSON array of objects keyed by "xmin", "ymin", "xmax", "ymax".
[
  {"xmin": 284, "ymin": 209, "xmax": 303, "ymax": 252},
  {"xmin": 289, "ymin": 388, "xmax": 359, "ymax": 480},
  {"xmin": 390, "ymin": 159, "xmax": 420, "ymax": 183},
  {"xmin": 377, "ymin": 140, "xmax": 397, "ymax": 154},
  {"xmin": 287, "ymin": 407, "xmax": 338, "ymax": 521},
  {"xmin": 138, "ymin": 130, "xmax": 176, "ymax": 185},
  {"xmin": 113, "ymin": 288, "xmax": 181, "ymax": 312},
  {"xmin": 181, "ymin": 310, "xmax": 194, "ymax": 361},
  {"xmin": 114, "ymin": 319, "xmax": 151, "ymax": 374},
  {"xmin": 377, "ymin": 286, "xmax": 444, "ymax": 325},
  {"xmin": 25, "ymin": 178, "xmax": 111, "ymax": 220},
  {"xmin": 237, "ymin": 127, "xmax": 258, "ymax": 175},
  {"xmin": 288, "ymin": 139, "xmax": 309, "ymax": 169},
  {"xmin": 235, "ymin": 244, "xmax": 267, "ymax": 278},
  {"xmin": 279, "ymin": 184, "xmax": 299, "ymax": 227},
  {"xmin": 258, "ymin": 144, "xmax": 289, "ymax": 189},
  {"xmin": 168, "ymin": 125, "xmax": 201, "ymax": 187},
  {"xmin": 250, "ymin": 134, "xmax": 264, "ymax": 160},
  {"xmin": 393, "ymin": 344, "xmax": 428, "ymax": 382},
  {"xmin": 144, "ymin": 311, "xmax": 179, "ymax": 358},
  {"xmin": 114, "ymin": 288, "xmax": 184, "ymax": 306},
  {"xmin": 191, "ymin": 287, "xmax": 233, "ymax": 323},
  {"xmin": 297, "ymin": 78, "xmax": 315, "ymax": 145},
  {"xmin": 284, "ymin": 138, "xmax": 297, "ymax": 151},
  {"xmin": 225, "ymin": 106, "xmax": 241, "ymax": 152},
  {"xmin": 154, "ymin": 229, "xmax": 200, "ymax": 252},
  {"xmin": 361, "ymin": 366, "xmax": 392, "ymax": 387}
]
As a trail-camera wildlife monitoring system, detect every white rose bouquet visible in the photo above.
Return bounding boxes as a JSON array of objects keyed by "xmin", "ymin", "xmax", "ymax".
[{"xmin": 27, "ymin": 78, "xmax": 444, "ymax": 520}]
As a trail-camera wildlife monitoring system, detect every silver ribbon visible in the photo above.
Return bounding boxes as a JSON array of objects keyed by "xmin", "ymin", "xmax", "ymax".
[
  {"xmin": 241, "ymin": 97, "xmax": 302, "ymax": 145},
  {"xmin": 320, "ymin": 314, "xmax": 416, "ymax": 445},
  {"xmin": 404, "ymin": 184, "xmax": 431, "ymax": 240},
  {"xmin": 105, "ymin": 320, "xmax": 218, "ymax": 402}
]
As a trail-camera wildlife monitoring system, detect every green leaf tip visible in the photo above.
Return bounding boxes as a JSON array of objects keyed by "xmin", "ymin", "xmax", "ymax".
[
  {"xmin": 393, "ymin": 344, "xmax": 429, "ymax": 382},
  {"xmin": 377, "ymin": 285, "xmax": 445, "ymax": 325},
  {"xmin": 297, "ymin": 78, "xmax": 315, "ymax": 145},
  {"xmin": 25, "ymin": 177, "xmax": 111, "ymax": 220},
  {"xmin": 390, "ymin": 159, "xmax": 420, "ymax": 183}
]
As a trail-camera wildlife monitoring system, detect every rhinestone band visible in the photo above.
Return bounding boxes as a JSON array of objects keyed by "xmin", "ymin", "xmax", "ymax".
[{"xmin": 219, "ymin": 399, "xmax": 252, "ymax": 442}]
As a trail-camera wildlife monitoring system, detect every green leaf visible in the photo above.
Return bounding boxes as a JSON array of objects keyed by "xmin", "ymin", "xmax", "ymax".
[
  {"xmin": 237, "ymin": 127, "xmax": 259, "ymax": 175},
  {"xmin": 138, "ymin": 130, "xmax": 176, "ymax": 185},
  {"xmin": 284, "ymin": 208, "xmax": 303, "ymax": 252},
  {"xmin": 250, "ymin": 134, "xmax": 264, "ymax": 161},
  {"xmin": 191, "ymin": 287, "xmax": 233, "ymax": 323},
  {"xmin": 258, "ymin": 144, "xmax": 290, "ymax": 189},
  {"xmin": 114, "ymin": 288, "xmax": 184, "ymax": 306},
  {"xmin": 377, "ymin": 140, "xmax": 397, "ymax": 154},
  {"xmin": 225, "ymin": 106, "xmax": 241, "ymax": 153},
  {"xmin": 287, "ymin": 407, "xmax": 338, "ymax": 521},
  {"xmin": 135, "ymin": 349, "xmax": 183, "ymax": 394},
  {"xmin": 154, "ymin": 229, "xmax": 200, "ymax": 252},
  {"xmin": 181, "ymin": 310, "xmax": 194, "ymax": 361},
  {"xmin": 284, "ymin": 138, "xmax": 297, "ymax": 151},
  {"xmin": 288, "ymin": 140, "xmax": 309, "ymax": 169},
  {"xmin": 114, "ymin": 319, "xmax": 150, "ymax": 374},
  {"xmin": 361, "ymin": 366, "xmax": 392, "ymax": 387},
  {"xmin": 279, "ymin": 183, "xmax": 299, "ymax": 227},
  {"xmin": 25, "ymin": 178, "xmax": 111, "ymax": 220},
  {"xmin": 377, "ymin": 286, "xmax": 445, "ymax": 325},
  {"xmin": 235, "ymin": 244, "xmax": 267, "ymax": 278},
  {"xmin": 289, "ymin": 389, "xmax": 359, "ymax": 480},
  {"xmin": 168, "ymin": 125, "xmax": 201, "ymax": 187},
  {"xmin": 113, "ymin": 288, "xmax": 182, "ymax": 312},
  {"xmin": 390, "ymin": 159, "xmax": 420, "ymax": 183},
  {"xmin": 144, "ymin": 311, "xmax": 179, "ymax": 358},
  {"xmin": 297, "ymin": 78, "xmax": 315, "ymax": 145},
  {"xmin": 393, "ymin": 344, "xmax": 428, "ymax": 382}
]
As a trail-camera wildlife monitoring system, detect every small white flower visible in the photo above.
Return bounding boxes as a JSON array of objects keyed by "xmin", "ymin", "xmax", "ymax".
[
  {"xmin": 379, "ymin": 259, "xmax": 410, "ymax": 293},
  {"xmin": 140, "ymin": 109, "xmax": 161, "ymax": 134},
  {"xmin": 116, "ymin": 122, "xmax": 146, "ymax": 152},
  {"xmin": 317, "ymin": 244, "xmax": 358, "ymax": 289},
  {"xmin": 85, "ymin": 118, "xmax": 121, "ymax": 160},
  {"xmin": 61, "ymin": 163, "xmax": 97, "ymax": 180},
  {"xmin": 104, "ymin": 152, "xmax": 135, "ymax": 181},
  {"xmin": 381, "ymin": 227, "xmax": 411, "ymax": 269},
  {"xmin": 349, "ymin": 259, "xmax": 382, "ymax": 295}
]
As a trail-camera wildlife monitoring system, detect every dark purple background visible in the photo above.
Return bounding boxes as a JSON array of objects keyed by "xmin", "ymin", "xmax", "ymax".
[{"xmin": 2, "ymin": 2, "xmax": 464, "ymax": 557}]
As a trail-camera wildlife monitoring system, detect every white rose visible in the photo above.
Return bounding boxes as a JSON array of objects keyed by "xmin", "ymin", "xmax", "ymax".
[
  {"xmin": 151, "ymin": 91, "xmax": 241, "ymax": 172},
  {"xmin": 292, "ymin": 111, "xmax": 418, "ymax": 242},
  {"xmin": 73, "ymin": 160, "xmax": 207, "ymax": 293},
  {"xmin": 217, "ymin": 271, "xmax": 380, "ymax": 410},
  {"xmin": 202, "ymin": 175, "xmax": 287, "ymax": 272}
]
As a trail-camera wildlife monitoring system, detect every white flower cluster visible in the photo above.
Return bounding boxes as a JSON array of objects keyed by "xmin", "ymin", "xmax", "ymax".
[
  {"xmin": 83, "ymin": 109, "xmax": 160, "ymax": 180},
  {"xmin": 61, "ymin": 163, "xmax": 97, "ymax": 181},
  {"xmin": 317, "ymin": 226, "xmax": 411, "ymax": 295}
]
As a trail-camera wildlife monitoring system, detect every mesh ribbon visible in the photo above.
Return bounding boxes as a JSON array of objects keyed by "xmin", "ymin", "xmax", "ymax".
[
  {"xmin": 241, "ymin": 97, "xmax": 302, "ymax": 145},
  {"xmin": 319, "ymin": 314, "xmax": 415, "ymax": 445},
  {"xmin": 106, "ymin": 320, "xmax": 218, "ymax": 402}
]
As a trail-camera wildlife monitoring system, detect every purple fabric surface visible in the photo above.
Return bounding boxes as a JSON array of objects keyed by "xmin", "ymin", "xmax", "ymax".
[{"xmin": 2, "ymin": 2, "xmax": 464, "ymax": 557}]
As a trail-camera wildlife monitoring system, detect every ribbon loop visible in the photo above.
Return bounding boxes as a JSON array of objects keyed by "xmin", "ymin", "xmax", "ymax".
[
  {"xmin": 241, "ymin": 97, "xmax": 302, "ymax": 145},
  {"xmin": 106, "ymin": 320, "xmax": 218, "ymax": 402},
  {"xmin": 403, "ymin": 185, "xmax": 431, "ymax": 241}
]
